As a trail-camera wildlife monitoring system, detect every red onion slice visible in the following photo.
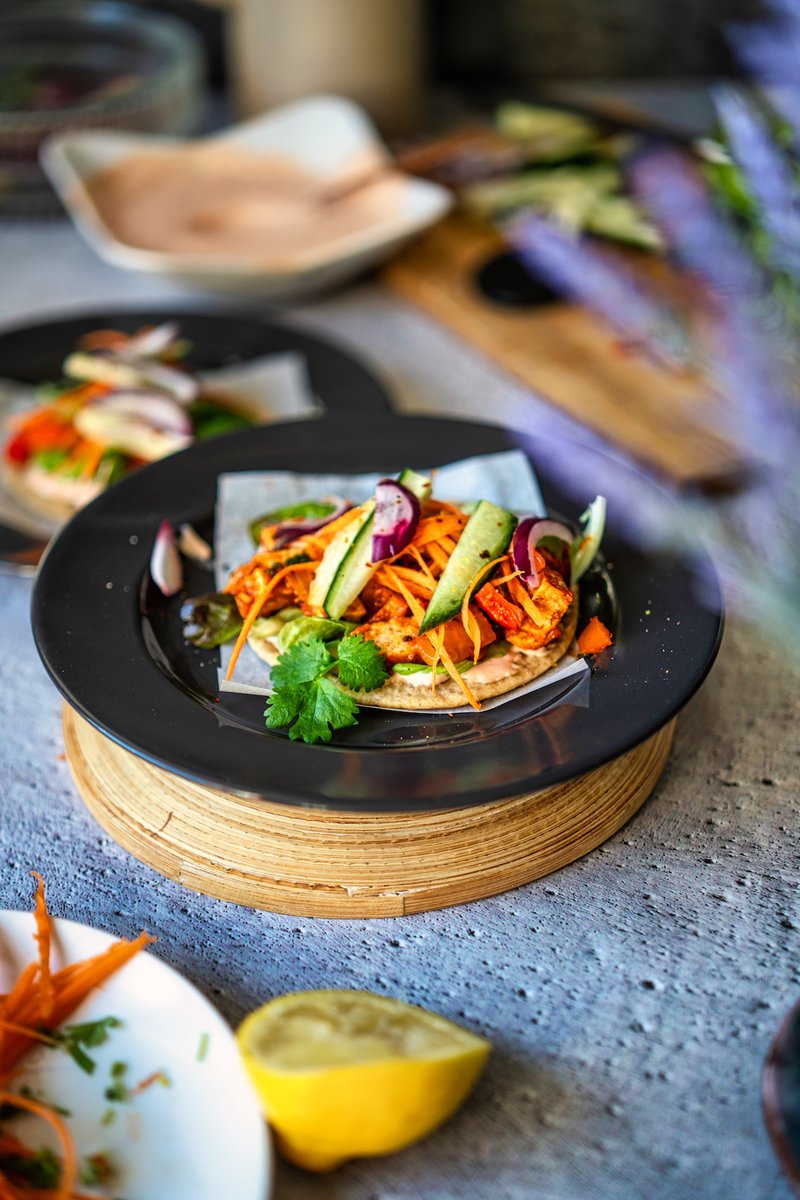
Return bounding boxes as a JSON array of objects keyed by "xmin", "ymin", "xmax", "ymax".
[
  {"xmin": 150, "ymin": 520, "xmax": 183, "ymax": 596},
  {"xmin": 134, "ymin": 361, "xmax": 199, "ymax": 405},
  {"xmin": 74, "ymin": 390, "xmax": 193, "ymax": 462},
  {"xmin": 371, "ymin": 479, "xmax": 421, "ymax": 562},
  {"xmin": 118, "ymin": 322, "xmax": 180, "ymax": 359},
  {"xmin": 84, "ymin": 390, "xmax": 193, "ymax": 435},
  {"xmin": 511, "ymin": 517, "xmax": 574, "ymax": 590},
  {"xmin": 271, "ymin": 498, "xmax": 351, "ymax": 549}
]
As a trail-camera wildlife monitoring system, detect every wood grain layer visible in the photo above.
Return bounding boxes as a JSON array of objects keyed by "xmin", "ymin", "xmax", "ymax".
[{"xmin": 62, "ymin": 707, "xmax": 675, "ymax": 918}]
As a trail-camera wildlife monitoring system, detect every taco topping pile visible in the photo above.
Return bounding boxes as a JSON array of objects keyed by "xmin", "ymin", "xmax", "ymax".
[
  {"xmin": 182, "ymin": 468, "xmax": 610, "ymax": 743},
  {"xmin": 3, "ymin": 322, "xmax": 251, "ymax": 518}
]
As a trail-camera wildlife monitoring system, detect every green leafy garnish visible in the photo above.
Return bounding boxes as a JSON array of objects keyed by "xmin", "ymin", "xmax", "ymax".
[
  {"xmin": 0, "ymin": 1146, "xmax": 61, "ymax": 1188},
  {"xmin": 104, "ymin": 1059, "xmax": 130, "ymax": 1103},
  {"xmin": 31, "ymin": 447, "xmax": 70, "ymax": 472},
  {"xmin": 49, "ymin": 1015, "xmax": 121, "ymax": 1075},
  {"xmin": 336, "ymin": 633, "xmax": 390, "ymax": 691},
  {"xmin": 276, "ymin": 615, "xmax": 355, "ymax": 653},
  {"xmin": 266, "ymin": 633, "xmax": 388, "ymax": 743},
  {"xmin": 181, "ymin": 593, "xmax": 243, "ymax": 649},
  {"xmin": 188, "ymin": 399, "xmax": 252, "ymax": 441}
]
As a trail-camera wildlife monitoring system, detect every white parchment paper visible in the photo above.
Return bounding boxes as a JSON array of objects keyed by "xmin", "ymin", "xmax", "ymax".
[{"xmin": 215, "ymin": 450, "xmax": 590, "ymax": 710}]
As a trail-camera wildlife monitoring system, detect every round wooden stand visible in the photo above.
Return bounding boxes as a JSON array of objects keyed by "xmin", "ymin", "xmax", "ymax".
[{"xmin": 62, "ymin": 707, "xmax": 675, "ymax": 918}]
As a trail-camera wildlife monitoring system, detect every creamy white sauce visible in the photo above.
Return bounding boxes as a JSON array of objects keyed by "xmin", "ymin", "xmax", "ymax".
[{"xmin": 395, "ymin": 650, "xmax": 531, "ymax": 688}]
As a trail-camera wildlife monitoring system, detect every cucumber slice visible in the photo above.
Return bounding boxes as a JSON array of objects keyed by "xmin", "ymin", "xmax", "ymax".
[
  {"xmin": 397, "ymin": 467, "xmax": 432, "ymax": 502},
  {"xmin": 418, "ymin": 500, "xmax": 517, "ymax": 634},
  {"xmin": 323, "ymin": 504, "xmax": 380, "ymax": 619},
  {"xmin": 308, "ymin": 469, "xmax": 431, "ymax": 619},
  {"xmin": 307, "ymin": 501, "xmax": 376, "ymax": 617}
]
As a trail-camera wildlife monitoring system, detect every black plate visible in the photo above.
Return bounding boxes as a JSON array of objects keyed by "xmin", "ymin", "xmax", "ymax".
[
  {"xmin": 32, "ymin": 411, "xmax": 723, "ymax": 812},
  {"xmin": 0, "ymin": 305, "xmax": 392, "ymax": 571}
]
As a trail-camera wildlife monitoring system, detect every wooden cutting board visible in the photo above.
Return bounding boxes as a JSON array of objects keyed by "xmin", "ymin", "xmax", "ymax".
[
  {"xmin": 63, "ymin": 705, "xmax": 674, "ymax": 919},
  {"xmin": 383, "ymin": 215, "xmax": 739, "ymax": 486}
]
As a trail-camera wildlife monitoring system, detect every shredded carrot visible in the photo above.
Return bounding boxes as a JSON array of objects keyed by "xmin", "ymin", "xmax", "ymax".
[
  {"xmin": 407, "ymin": 544, "xmax": 437, "ymax": 583},
  {"xmin": 225, "ymin": 559, "xmax": 321, "ymax": 676},
  {"xmin": 130, "ymin": 1069, "xmax": 169, "ymax": 1097},
  {"xmin": 0, "ymin": 931, "xmax": 153, "ymax": 1084},
  {"xmin": 0, "ymin": 1019, "xmax": 58, "ymax": 1047},
  {"xmin": 225, "ymin": 581, "xmax": 270, "ymax": 682},
  {"xmin": 377, "ymin": 566, "xmax": 434, "ymax": 597},
  {"xmin": 1, "ymin": 964, "xmax": 37, "ymax": 1024},
  {"xmin": 408, "ymin": 516, "xmax": 465, "ymax": 550},
  {"xmin": 425, "ymin": 500, "xmax": 469, "ymax": 520},
  {"xmin": 379, "ymin": 565, "xmax": 426, "ymax": 623},
  {"xmin": 577, "ymin": 616, "xmax": 614, "ymax": 655},
  {"xmin": 508, "ymin": 575, "xmax": 546, "ymax": 626},
  {"xmin": 0, "ymin": 1091, "xmax": 77, "ymax": 1200},
  {"xmin": 31, "ymin": 874, "xmax": 54, "ymax": 1025},
  {"xmin": 426, "ymin": 543, "xmax": 450, "ymax": 574},
  {"xmin": 77, "ymin": 440, "xmax": 105, "ymax": 480},
  {"xmin": 312, "ymin": 504, "xmax": 367, "ymax": 546},
  {"xmin": 380, "ymin": 565, "xmax": 480, "ymax": 710},
  {"xmin": 459, "ymin": 556, "xmax": 507, "ymax": 663}
]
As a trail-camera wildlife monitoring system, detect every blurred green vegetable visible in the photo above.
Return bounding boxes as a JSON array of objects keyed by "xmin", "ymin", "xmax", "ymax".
[{"xmin": 180, "ymin": 593, "xmax": 242, "ymax": 649}]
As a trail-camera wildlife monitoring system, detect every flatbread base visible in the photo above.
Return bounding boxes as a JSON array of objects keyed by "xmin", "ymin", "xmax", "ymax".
[{"xmin": 248, "ymin": 599, "xmax": 578, "ymax": 710}]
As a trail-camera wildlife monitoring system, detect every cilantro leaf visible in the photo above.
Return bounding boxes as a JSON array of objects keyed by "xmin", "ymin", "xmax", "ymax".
[
  {"xmin": 266, "ymin": 675, "xmax": 359, "ymax": 743},
  {"xmin": 265, "ymin": 684, "xmax": 307, "ymax": 733},
  {"xmin": 270, "ymin": 637, "xmax": 335, "ymax": 689},
  {"xmin": 336, "ymin": 634, "xmax": 389, "ymax": 692},
  {"xmin": 291, "ymin": 676, "xmax": 359, "ymax": 743},
  {"xmin": 265, "ymin": 632, "xmax": 387, "ymax": 743}
]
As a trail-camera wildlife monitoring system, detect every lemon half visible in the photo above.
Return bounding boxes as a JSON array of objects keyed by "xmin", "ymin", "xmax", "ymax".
[{"xmin": 237, "ymin": 989, "xmax": 491, "ymax": 1172}]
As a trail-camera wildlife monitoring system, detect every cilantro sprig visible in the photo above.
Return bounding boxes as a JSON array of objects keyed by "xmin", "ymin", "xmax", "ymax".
[{"xmin": 266, "ymin": 633, "xmax": 388, "ymax": 744}]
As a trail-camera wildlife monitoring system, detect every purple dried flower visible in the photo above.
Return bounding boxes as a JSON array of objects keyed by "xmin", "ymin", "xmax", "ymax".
[
  {"xmin": 715, "ymin": 86, "xmax": 800, "ymax": 274},
  {"xmin": 728, "ymin": 0, "xmax": 800, "ymax": 140},
  {"xmin": 507, "ymin": 212, "xmax": 691, "ymax": 369},
  {"xmin": 629, "ymin": 147, "xmax": 792, "ymax": 461}
]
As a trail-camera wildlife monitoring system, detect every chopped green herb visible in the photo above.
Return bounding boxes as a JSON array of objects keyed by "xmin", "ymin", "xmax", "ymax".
[
  {"xmin": 0, "ymin": 1146, "xmax": 61, "ymax": 1188},
  {"xmin": 336, "ymin": 633, "xmax": 390, "ymax": 692},
  {"xmin": 266, "ymin": 633, "xmax": 388, "ymax": 744},
  {"xmin": 31, "ymin": 447, "xmax": 71, "ymax": 472},
  {"xmin": 196, "ymin": 1032, "xmax": 210, "ymax": 1063},
  {"xmin": 181, "ymin": 592, "xmax": 243, "ymax": 649},
  {"xmin": 100, "ymin": 1107, "xmax": 117, "ymax": 1127},
  {"xmin": 48, "ymin": 1015, "xmax": 122, "ymax": 1075},
  {"xmin": 104, "ymin": 1060, "xmax": 130, "ymax": 1103},
  {"xmin": 188, "ymin": 399, "xmax": 252, "ymax": 441}
]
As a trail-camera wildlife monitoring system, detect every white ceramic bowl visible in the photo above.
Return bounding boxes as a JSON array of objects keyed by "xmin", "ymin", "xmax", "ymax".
[{"xmin": 41, "ymin": 94, "xmax": 452, "ymax": 299}]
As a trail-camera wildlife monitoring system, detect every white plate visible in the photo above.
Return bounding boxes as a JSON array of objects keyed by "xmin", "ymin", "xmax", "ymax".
[
  {"xmin": 0, "ymin": 911, "xmax": 272, "ymax": 1200},
  {"xmin": 41, "ymin": 94, "xmax": 453, "ymax": 299}
]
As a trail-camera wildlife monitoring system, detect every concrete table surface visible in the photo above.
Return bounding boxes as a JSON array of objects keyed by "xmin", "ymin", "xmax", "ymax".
[{"xmin": 0, "ymin": 221, "xmax": 797, "ymax": 1200}]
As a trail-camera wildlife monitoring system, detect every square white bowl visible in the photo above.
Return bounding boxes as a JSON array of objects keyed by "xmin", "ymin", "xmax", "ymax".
[{"xmin": 41, "ymin": 94, "xmax": 453, "ymax": 299}]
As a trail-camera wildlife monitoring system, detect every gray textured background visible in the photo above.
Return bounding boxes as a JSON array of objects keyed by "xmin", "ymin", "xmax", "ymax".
[{"xmin": 0, "ymin": 222, "xmax": 797, "ymax": 1199}]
